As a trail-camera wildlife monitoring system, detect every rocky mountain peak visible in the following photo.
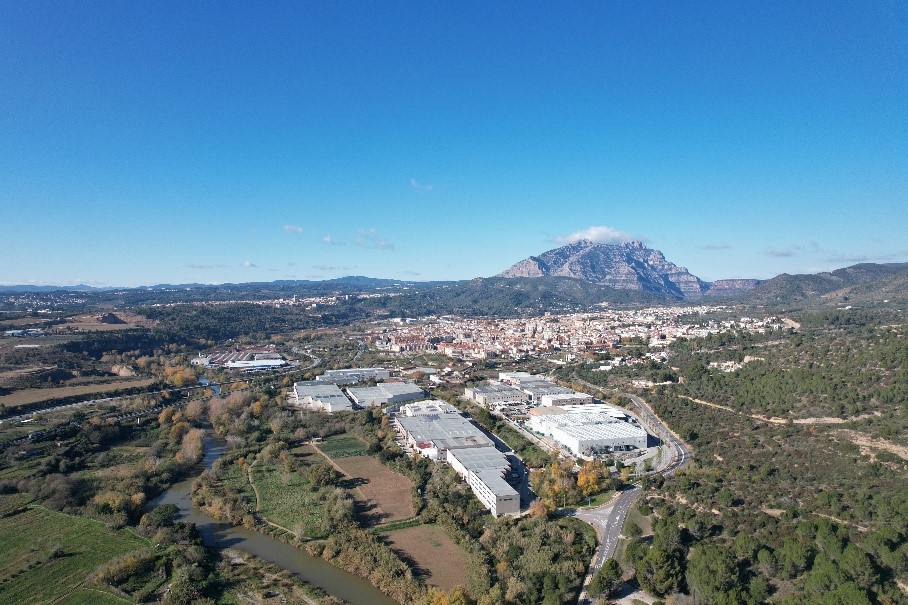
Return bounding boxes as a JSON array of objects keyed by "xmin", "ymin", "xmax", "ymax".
[{"xmin": 498, "ymin": 240, "xmax": 707, "ymax": 298}]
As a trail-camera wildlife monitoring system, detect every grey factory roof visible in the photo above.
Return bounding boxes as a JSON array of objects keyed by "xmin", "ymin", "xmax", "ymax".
[
  {"xmin": 448, "ymin": 447, "xmax": 510, "ymax": 471},
  {"xmin": 293, "ymin": 381, "xmax": 350, "ymax": 404},
  {"xmin": 473, "ymin": 468, "xmax": 519, "ymax": 498},
  {"xmin": 347, "ymin": 382, "xmax": 424, "ymax": 401},
  {"xmin": 396, "ymin": 414, "xmax": 493, "ymax": 449}
]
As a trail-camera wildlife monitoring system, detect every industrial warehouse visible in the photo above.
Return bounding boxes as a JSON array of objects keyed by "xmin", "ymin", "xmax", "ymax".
[
  {"xmin": 191, "ymin": 349, "xmax": 288, "ymax": 371},
  {"xmin": 347, "ymin": 382, "xmax": 425, "ymax": 408},
  {"xmin": 528, "ymin": 404, "xmax": 648, "ymax": 456},
  {"xmin": 291, "ymin": 381, "xmax": 354, "ymax": 413},
  {"xmin": 394, "ymin": 402, "xmax": 521, "ymax": 516},
  {"xmin": 315, "ymin": 367, "xmax": 391, "ymax": 385}
]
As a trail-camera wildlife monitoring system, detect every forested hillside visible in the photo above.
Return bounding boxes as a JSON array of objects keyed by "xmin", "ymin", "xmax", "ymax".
[{"xmin": 623, "ymin": 308, "xmax": 908, "ymax": 604}]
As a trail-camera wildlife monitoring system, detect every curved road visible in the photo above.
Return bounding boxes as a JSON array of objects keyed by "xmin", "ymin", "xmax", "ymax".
[{"xmin": 572, "ymin": 392, "xmax": 690, "ymax": 605}]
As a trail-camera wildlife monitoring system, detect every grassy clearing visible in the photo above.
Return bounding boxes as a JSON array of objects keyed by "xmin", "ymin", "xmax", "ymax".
[
  {"xmin": 380, "ymin": 524, "xmax": 470, "ymax": 591},
  {"xmin": 0, "ymin": 505, "xmax": 151, "ymax": 605},
  {"xmin": 317, "ymin": 434, "xmax": 368, "ymax": 458},
  {"xmin": 253, "ymin": 463, "xmax": 326, "ymax": 538},
  {"xmin": 577, "ymin": 489, "xmax": 616, "ymax": 508},
  {"xmin": 0, "ymin": 378, "xmax": 156, "ymax": 407},
  {"xmin": 330, "ymin": 455, "xmax": 415, "ymax": 525}
]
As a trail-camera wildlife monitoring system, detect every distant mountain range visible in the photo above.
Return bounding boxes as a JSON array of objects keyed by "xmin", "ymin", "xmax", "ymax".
[
  {"xmin": 498, "ymin": 240, "xmax": 757, "ymax": 299},
  {"xmin": 3, "ymin": 250, "xmax": 907, "ymax": 314}
]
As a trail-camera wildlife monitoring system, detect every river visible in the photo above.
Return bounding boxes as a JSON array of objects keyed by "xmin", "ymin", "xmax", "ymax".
[{"xmin": 149, "ymin": 438, "xmax": 398, "ymax": 605}]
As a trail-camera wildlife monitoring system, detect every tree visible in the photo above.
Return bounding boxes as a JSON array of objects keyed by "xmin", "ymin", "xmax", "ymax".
[
  {"xmin": 589, "ymin": 559, "xmax": 622, "ymax": 598},
  {"xmin": 636, "ymin": 547, "xmax": 683, "ymax": 597},
  {"xmin": 686, "ymin": 544, "xmax": 743, "ymax": 605},
  {"xmin": 577, "ymin": 460, "xmax": 607, "ymax": 497}
]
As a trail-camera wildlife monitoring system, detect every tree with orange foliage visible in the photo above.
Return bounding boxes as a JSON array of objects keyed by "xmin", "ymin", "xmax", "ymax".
[{"xmin": 577, "ymin": 459, "xmax": 608, "ymax": 497}]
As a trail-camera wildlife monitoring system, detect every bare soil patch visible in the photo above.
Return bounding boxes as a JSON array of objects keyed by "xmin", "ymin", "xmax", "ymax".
[
  {"xmin": 835, "ymin": 429, "xmax": 908, "ymax": 461},
  {"xmin": 0, "ymin": 378, "xmax": 156, "ymax": 407},
  {"xmin": 380, "ymin": 524, "xmax": 470, "ymax": 591},
  {"xmin": 329, "ymin": 455, "xmax": 415, "ymax": 525},
  {"xmin": 63, "ymin": 313, "xmax": 155, "ymax": 332}
]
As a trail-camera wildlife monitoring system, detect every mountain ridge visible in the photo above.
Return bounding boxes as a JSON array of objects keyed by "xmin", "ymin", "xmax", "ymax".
[{"xmin": 498, "ymin": 239, "xmax": 715, "ymax": 299}]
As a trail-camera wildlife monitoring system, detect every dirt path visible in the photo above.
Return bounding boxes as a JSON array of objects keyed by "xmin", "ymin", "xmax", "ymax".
[
  {"xmin": 310, "ymin": 442, "xmax": 374, "ymax": 512},
  {"xmin": 677, "ymin": 395, "xmax": 883, "ymax": 427},
  {"xmin": 247, "ymin": 459, "xmax": 262, "ymax": 512}
]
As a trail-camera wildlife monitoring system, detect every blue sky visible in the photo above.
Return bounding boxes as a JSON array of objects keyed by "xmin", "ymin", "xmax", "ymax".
[{"xmin": 1, "ymin": 2, "xmax": 906, "ymax": 286}]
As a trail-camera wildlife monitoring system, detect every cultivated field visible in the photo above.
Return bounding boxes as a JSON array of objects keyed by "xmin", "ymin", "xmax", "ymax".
[
  {"xmin": 0, "ymin": 502, "xmax": 151, "ymax": 604},
  {"xmin": 0, "ymin": 377, "xmax": 156, "ymax": 407},
  {"xmin": 329, "ymin": 454, "xmax": 415, "ymax": 525},
  {"xmin": 380, "ymin": 524, "xmax": 470, "ymax": 591}
]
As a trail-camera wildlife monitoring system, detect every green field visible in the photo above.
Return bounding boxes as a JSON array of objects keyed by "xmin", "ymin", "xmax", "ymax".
[
  {"xmin": 0, "ymin": 503, "xmax": 152, "ymax": 605},
  {"xmin": 254, "ymin": 462, "xmax": 326, "ymax": 538},
  {"xmin": 317, "ymin": 435, "xmax": 368, "ymax": 458},
  {"xmin": 57, "ymin": 589, "xmax": 133, "ymax": 605}
]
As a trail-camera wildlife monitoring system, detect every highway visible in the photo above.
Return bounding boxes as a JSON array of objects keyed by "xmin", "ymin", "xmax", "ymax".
[{"xmin": 571, "ymin": 391, "xmax": 690, "ymax": 605}]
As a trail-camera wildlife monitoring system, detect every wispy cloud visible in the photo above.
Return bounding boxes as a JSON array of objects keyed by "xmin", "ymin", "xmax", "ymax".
[
  {"xmin": 282, "ymin": 224, "xmax": 304, "ymax": 234},
  {"xmin": 322, "ymin": 234, "xmax": 346, "ymax": 246},
  {"xmin": 242, "ymin": 260, "xmax": 257, "ymax": 268},
  {"xmin": 356, "ymin": 228, "xmax": 395, "ymax": 250},
  {"xmin": 700, "ymin": 243, "xmax": 731, "ymax": 250},
  {"xmin": 409, "ymin": 178, "xmax": 433, "ymax": 192},
  {"xmin": 825, "ymin": 251, "xmax": 908, "ymax": 264},
  {"xmin": 555, "ymin": 225, "xmax": 636, "ymax": 245},
  {"xmin": 764, "ymin": 246, "xmax": 802, "ymax": 258},
  {"xmin": 186, "ymin": 263, "xmax": 227, "ymax": 270},
  {"xmin": 312, "ymin": 265, "xmax": 352, "ymax": 272},
  {"xmin": 401, "ymin": 270, "xmax": 421, "ymax": 277}
]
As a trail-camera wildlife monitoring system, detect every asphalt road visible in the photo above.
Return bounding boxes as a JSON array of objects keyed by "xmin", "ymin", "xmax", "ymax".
[{"xmin": 571, "ymin": 392, "xmax": 691, "ymax": 604}]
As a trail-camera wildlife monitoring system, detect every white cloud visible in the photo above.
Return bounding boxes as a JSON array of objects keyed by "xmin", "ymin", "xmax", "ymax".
[
  {"xmin": 322, "ymin": 234, "xmax": 345, "ymax": 246},
  {"xmin": 242, "ymin": 260, "xmax": 257, "ymax": 268},
  {"xmin": 555, "ymin": 226, "xmax": 635, "ymax": 245},
  {"xmin": 282, "ymin": 224, "xmax": 304, "ymax": 234},
  {"xmin": 356, "ymin": 228, "xmax": 395, "ymax": 250},
  {"xmin": 700, "ymin": 243, "xmax": 731, "ymax": 251},
  {"xmin": 312, "ymin": 264, "xmax": 352, "ymax": 271},
  {"xmin": 410, "ymin": 178, "xmax": 433, "ymax": 192}
]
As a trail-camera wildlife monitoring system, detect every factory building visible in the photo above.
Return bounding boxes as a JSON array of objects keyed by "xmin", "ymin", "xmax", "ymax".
[
  {"xmin": 538, "ymin": 392, "xmax": 595, "ymax": 407},
  {"xmin": 346, "ymin": 382, "xmax": 425, "ymax": 408},
  {"xmin": 464, "ymin": 384, "xmax": 529, "ymax": 406},
  {"xmin": 291, "ymin": 381, "xmax": 353, "ymax": 413},
  {"xmin": 400, "ymin": 400, "xmax": 460, "ymax": 416},
  {"xmin": 528, "ymin": 405, "xmax": 648, "ymax": 456},
  {"xmin": 395, "ymin": 409, "xmax": 520, "ymax": 516},
  {"xmin": 316, "ymin": 368, "xmax": 391, "ymax": 385},
  {"xmin": 447, "ymin": 448, "xmax": 520, "ymax": 516},
  {"xmin": 518, "ymin": 380, "xmax": 576, "ymax": 403},
  {"xmin": 192, "ymin": 350, "xmax": 287, "ymax": 370},
  {"xmin": 395, "ymin": 413, "xmax": 494, "ymax": 460}
]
